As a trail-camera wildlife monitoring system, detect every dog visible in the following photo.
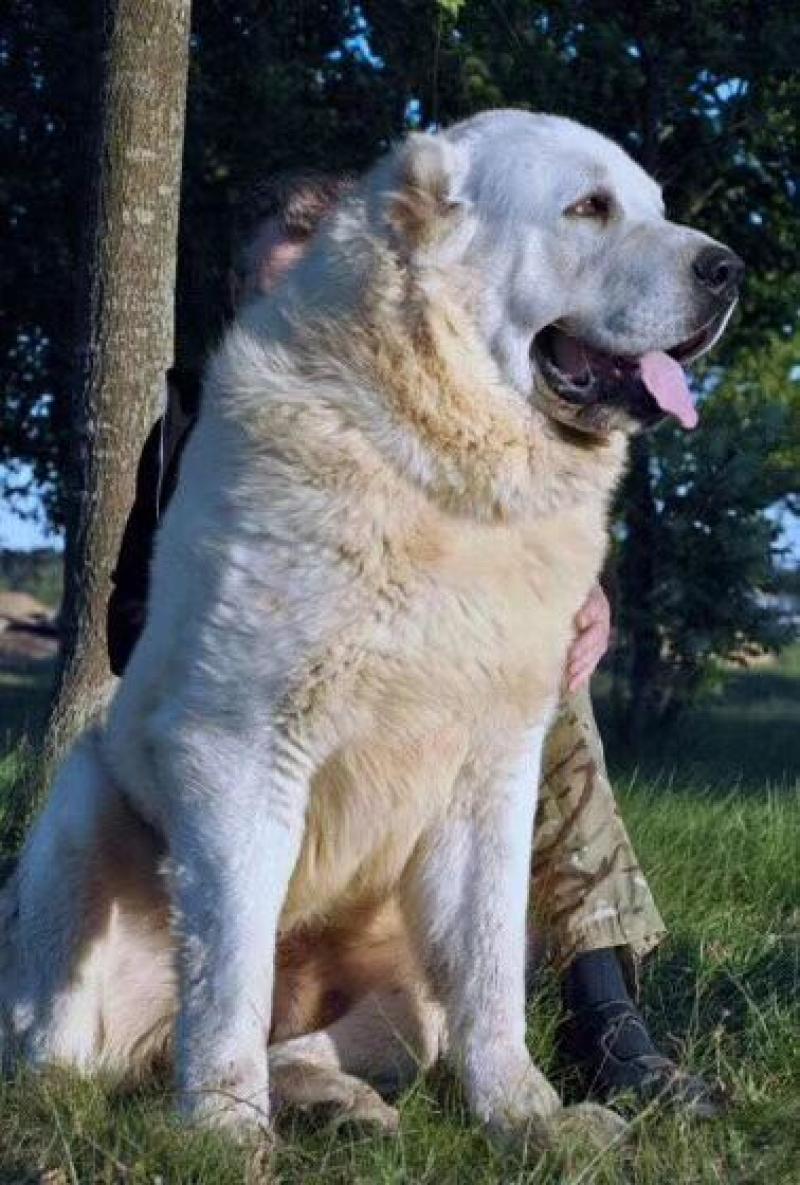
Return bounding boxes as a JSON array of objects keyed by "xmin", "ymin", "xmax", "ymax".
[{"xmin": 0, "ymin": 110, "xmax": 742, "ymax": 1147}]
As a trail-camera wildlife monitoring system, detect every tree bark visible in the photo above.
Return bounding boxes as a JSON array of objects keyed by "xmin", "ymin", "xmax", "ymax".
[{"xmin": 46, "ymin": 0, "xmax": 191, "ymax": 760}]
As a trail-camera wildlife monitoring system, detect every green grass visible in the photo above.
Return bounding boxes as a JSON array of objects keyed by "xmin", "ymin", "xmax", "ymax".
[
  {"xmin": 1, "ymin": 653, "xmax": 798, "ymax": 1183},
  {"xmin": 0, "ymin": 661, "xmax": 54, "ymax": 757}
]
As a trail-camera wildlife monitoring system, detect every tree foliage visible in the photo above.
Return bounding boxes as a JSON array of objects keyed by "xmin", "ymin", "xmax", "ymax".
[
  {"xmin": 611, "ymin": 333, "xmax": 800, "ymax": 727},
  {"xmin": 1, "ymin": 1, "xmax": 94, "ymax": 526}
]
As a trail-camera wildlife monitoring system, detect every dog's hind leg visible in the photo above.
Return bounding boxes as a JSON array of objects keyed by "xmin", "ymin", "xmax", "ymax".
[
  {"xmin": 0, "ymin": 729, "xmax": 173, "ymax": 1076},
  {"xmin": 271, "ymin": 984, "xmax": 446, "ymax": 1092},
  {"xmin": 268, "ymin": 986, "xmax": 446, "ymax": 1130}
]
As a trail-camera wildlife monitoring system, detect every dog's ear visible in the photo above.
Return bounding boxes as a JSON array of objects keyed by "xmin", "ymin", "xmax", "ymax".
[{"xmin": 375, "ymin": 133, "xmax": 470, "ymax": 254}]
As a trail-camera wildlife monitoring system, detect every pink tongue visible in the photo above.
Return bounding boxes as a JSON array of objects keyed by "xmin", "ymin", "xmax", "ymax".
[{"xmin": 640, "ymin": 351, "xmax": 698, "ymax": 429}]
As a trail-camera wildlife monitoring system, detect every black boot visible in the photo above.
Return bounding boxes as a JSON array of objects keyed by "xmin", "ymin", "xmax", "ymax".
[{"xmin": 559, "ymin": 948, "xmax": 724, "ymax": 1117}]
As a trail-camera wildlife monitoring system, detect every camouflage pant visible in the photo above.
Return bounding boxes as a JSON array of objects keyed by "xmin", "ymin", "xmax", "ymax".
[{"xmin": 531, "ymin": 688, "xmax": 666, "ymax": 972}]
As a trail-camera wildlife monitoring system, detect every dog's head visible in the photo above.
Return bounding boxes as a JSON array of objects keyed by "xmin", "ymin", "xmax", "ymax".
[{"xmin": 372, "ymin": 109, "xmax": 743, "ymax": 437}]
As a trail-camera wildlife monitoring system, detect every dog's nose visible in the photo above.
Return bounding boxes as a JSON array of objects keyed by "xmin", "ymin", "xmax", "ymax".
[{"xmin": 692, "ymin": 246, "xmax": 745, "ymax": 298}]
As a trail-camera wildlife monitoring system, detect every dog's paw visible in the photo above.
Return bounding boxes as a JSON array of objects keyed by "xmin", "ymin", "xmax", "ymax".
[
  {"xmin": 545, "ymin": 1101, "xmax": 628, "ymax": 1151},
  {"xmin": 469, "ymin": 1049, "xmax": 561, "ymax": 1135},
  {"xmin": 489, "ymin": 1096, "xmax": 626, "ymax": 1156},
  {"xmin": 271, "ymin": 1061, "xmax": 400, "ymax": 1135},
  {"xmin": 328, "ymin": 1083, "xmax": 400, "ymax": 1134},
  {"xmin": 180, "ymin": 1082, "xmax": 271, "ymax": 1140}
]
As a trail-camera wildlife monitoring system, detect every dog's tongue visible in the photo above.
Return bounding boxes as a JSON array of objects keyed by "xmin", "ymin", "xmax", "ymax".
[{"xmin": 640, "ymin": 351, "xmax": 698, "ymax": 429}]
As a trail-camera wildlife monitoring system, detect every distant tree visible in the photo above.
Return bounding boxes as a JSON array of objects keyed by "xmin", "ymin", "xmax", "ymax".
[
  {"xmin": 173, "ymin": 0, "xmax": 403, "ymax": 368},
  {"xmin": 1, "ymin": 2, "xmax": 95, "ymax": 528},
  {"xmin": 45, "ymin": 0, "xmax": 191, "ymax": 756},
  {"xmin": 0, "ymin": 549, "xmax": 63, "ymax": 610},
  {"xmin": 611, "ymin": 332, "xmax": 800, "ymax": 730},
  {"xmin": 2, "ymin": 2, "xmax": 403, "ymax": 505}
]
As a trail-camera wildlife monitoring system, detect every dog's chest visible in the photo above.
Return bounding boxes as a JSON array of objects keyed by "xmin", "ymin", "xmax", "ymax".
[
  {"xmin": 363, "ymin": 509, "xmax": 603, "ymax": 726},
  {"xmin": 282, "ymin": 507, "xmax": 604, "ymax": 928},
  {"xmin": 287, "ymin": 500, "xmax": 605, "ymax": 765}
]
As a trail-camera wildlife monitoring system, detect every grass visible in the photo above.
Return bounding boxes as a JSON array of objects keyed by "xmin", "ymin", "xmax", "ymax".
[
  {"xmin": 0, "ymin": 652, "xmax": 798, "ymax": 1183},
  {"xmin": 0, "ymin": 662, "xmax": 54, "ymax": 755}
]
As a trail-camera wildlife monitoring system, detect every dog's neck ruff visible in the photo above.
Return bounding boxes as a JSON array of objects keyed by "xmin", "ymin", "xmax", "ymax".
[
  {"xmin": 351, "ymin": 252, "xmax": 627, "ymax": 523},
  {"xmin": 212, "ymin": 238, "xmax": 627, "ymax": 527}
]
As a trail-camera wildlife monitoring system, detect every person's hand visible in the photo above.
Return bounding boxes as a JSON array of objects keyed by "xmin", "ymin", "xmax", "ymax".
[{"xmin": 565, "ymin": 583, "xmax": 611, "ymax": 693}]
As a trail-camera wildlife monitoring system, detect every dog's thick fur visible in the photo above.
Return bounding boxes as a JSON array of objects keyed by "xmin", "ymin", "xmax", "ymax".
[{"xmin": 0, "ymin": 111, "xmax": 737, "ymax": 1145}]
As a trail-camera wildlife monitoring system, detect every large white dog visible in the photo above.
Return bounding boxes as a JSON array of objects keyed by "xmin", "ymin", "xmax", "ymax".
[{"xmin": 0, "ymin": 110, "xmax": 741, "ymax": 1147}]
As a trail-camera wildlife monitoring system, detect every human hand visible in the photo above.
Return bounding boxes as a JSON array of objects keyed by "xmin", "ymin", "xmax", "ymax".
[{"xmin": 564, "ymin": 584, "xmax": 611, "ymax": 693}]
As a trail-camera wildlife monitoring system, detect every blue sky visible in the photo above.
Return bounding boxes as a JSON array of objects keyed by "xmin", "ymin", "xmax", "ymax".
[
  {"xmin": 0, "ymin": 465, "xmax": 63, "ymax": 551},
  {"xmin": 0, "ymin": 501, "xmax": 63, "ymax": 551}
]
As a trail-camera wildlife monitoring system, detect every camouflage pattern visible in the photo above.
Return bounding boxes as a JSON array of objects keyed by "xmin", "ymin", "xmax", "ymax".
[{"xmin": 531, "ymin": 687, "xmax": 666, "ymax": 972}]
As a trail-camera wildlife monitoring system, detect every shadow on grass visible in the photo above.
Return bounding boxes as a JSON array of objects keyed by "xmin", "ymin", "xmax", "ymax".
[
  {"xmin": 642, "ymin": 932, "xmax": 800, "ymax": 1050},
  {"xmin": 596, "ymin": 662, "xmax": 800, "ymax": 797}
]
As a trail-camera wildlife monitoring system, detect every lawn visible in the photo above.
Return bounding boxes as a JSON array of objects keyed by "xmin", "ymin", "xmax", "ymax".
[{"xmin": 1, "ymin": 653, "xmax": 798, "ymax": 1183}]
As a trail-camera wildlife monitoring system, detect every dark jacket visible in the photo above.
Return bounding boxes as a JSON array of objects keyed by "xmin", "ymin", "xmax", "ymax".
[{"xmin": 106, "ymin": 368, "xmax": 201, "ymax": 676}]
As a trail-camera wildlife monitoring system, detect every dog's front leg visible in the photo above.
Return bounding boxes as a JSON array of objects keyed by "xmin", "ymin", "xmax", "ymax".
[
  {"xmin": 403, "ymin": 723, "xmax": 558, "ymax": 1135},
  {"xmin": 156, "ymin": 722, "xmax": 310, "ymax": 1135},
  {"xmin": 403, "ymin": 723, "xmax": 625, "ymax": 1149}
]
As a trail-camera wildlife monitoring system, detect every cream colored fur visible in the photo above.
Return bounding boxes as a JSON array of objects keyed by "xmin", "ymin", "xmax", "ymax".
[{"xmin": 0, "ymin": 110, "xmax": 734, "ymax": 1147}]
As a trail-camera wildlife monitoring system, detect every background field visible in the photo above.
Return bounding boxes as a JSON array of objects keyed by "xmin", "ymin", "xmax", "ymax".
[{"xmin": 1, "ymin": 649, "xmax": 798, "ymax": 1184}]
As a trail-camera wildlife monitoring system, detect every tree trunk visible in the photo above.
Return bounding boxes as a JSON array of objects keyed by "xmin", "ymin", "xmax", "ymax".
[
  {"xmin": 46, "ymin": 0, "xmax": 191, "ymax": 760},
  {"xmin": 618, "ymin": 435, "xmax": 663, "ymax": 747}
]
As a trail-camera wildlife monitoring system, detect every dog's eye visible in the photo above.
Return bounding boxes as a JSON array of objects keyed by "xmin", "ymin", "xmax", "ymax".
[{"xmin": 564, "ymin": 192, "xmax": 612, "ymax": 220}]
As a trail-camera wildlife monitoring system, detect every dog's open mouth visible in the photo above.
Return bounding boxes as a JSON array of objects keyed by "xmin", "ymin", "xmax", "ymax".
[{"xmin": 532, "ymin": 312, "xmax": 731, "ymax": 430}]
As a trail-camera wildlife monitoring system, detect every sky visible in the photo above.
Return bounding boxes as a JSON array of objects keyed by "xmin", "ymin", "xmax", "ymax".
[
  {"xmin": 0, "ymin": 501, "xmax": 63, "ymax": 551},
  {"xmin": 0, "ymin": 466, "xmax": 63, "ymax": 552}
]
